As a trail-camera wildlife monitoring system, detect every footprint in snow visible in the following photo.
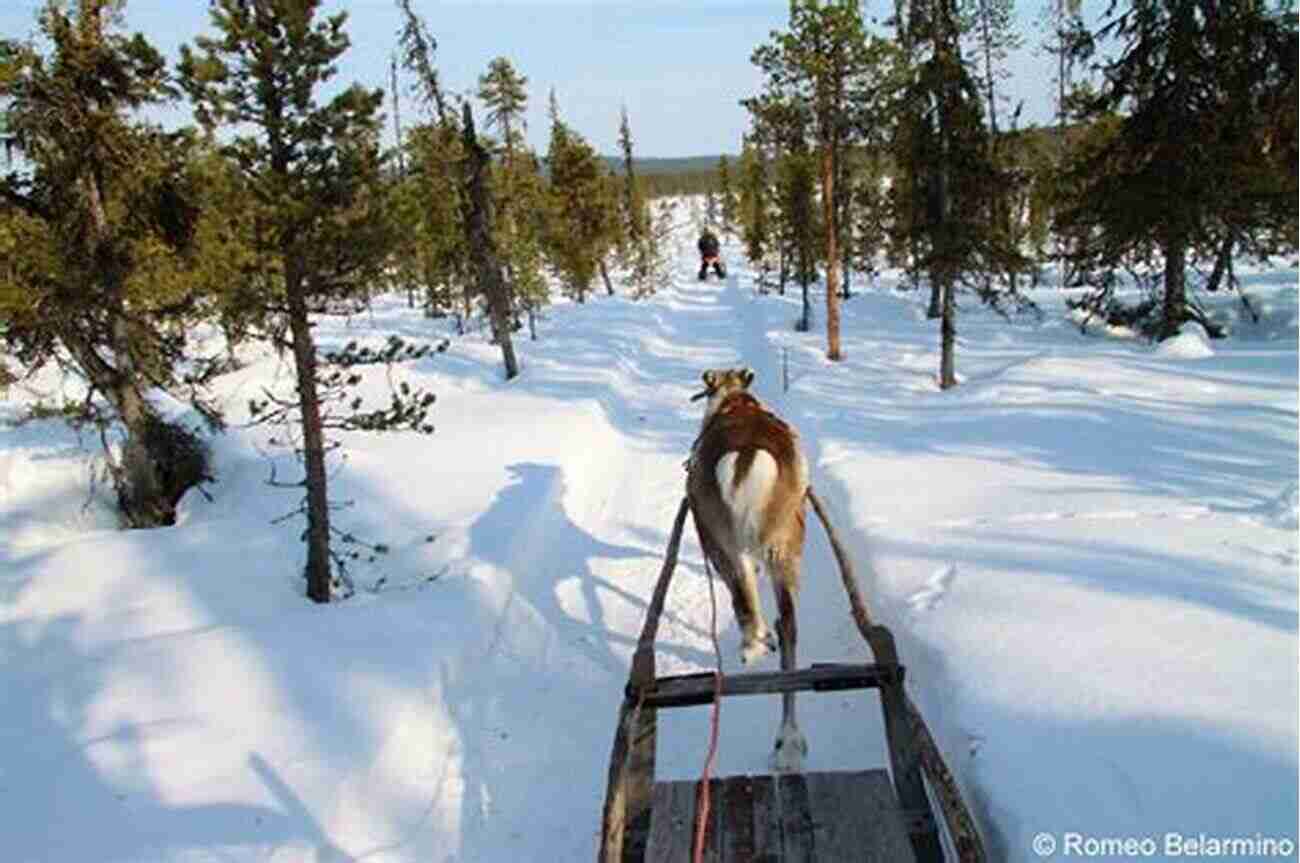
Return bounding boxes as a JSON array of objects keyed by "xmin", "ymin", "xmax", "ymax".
[{"xmin": 908, "ymin": 564, "xmax": 957, "ymax": 613}]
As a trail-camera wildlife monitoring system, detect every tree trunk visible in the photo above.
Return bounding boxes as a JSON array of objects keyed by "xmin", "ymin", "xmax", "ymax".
[
  {"xmin": 284, "ymin": 270, "xmax": 333, "ymax": 604},
  {"xmin": 1159, "ymin": 231, "xmax": 1189, "ymax": 341},
  {"xmin": 1054, "ymin": 0, "xmax": 1071, "ymax": 290},
  {"xmin": 939, "ymin": 274, "xmax": 957, "ymax": 389},
  {"xmin": 1205, "ymin": 234, "xmax": 1234, "ymax": 293},
  {"xmin": 835, "ymin": 141, "xmax": 852, "ymax": 301},
  {"xmin": 114, "ymin": 371, "xmax": 174, "ymax": 526},
  {"xmin": 89, "ymin": 340, "xmax": 205, "ymax": 529},
  {"xmin": 821, "ymin": 143, "xmax": 842, "ymax": 361},
  {"xmin": 77, "ymin": 141, "xmax": 205, "ymax": 527},
  {"xmin": 462, "ymin": 104, "xmax": 520, "ymax": 379},
  {"xmin": 600, "ymin": 257, "xmax": 615, "ymax": 296},
  {"xmin": 927, "ymin": 279, "xmax": 942, "ymax": 318},
  {"xmin": 391, "ymin": 56, "xmax": 406, "ymax": 176},
  {"xmin": 932, "ymin": 3, "xmax": 963, "ymax": 387}
]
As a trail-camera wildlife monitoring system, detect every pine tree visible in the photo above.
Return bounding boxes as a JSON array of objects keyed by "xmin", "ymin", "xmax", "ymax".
[
  {"xmin": 0, "ymin": 0, "xmax": 213, "ymax": 528},
  {"xmin": 181, "ymin": 0, "xmax": 411, "ymax": 603},
  {"xmin": 972, "ymin": 0, "xmax": 1021, "ymax": 143},
  {"xmin": 747, "ymin": 0, "xmax": 896, "ymax": 361}
]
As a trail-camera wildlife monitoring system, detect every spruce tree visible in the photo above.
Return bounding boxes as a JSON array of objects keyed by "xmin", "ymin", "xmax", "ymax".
[
  {"xmin": 617, "ymin": 107, "xmax": 646, "ymax": 252},
  {"xmin": 716, "ymin": 155, "xmax": 738, "ymax": 237},
  {"xmin": 181, "ymin": 0, "xmax": 406, "ymax": 603},
  {"xmin": 846, "ymin": 149, "xmax": 890, "ymax": 286},
  {"xmin": 499, "ymin": 148, "xmax": 551, "ymax": 333},
  {"xmin": 461, "ymin": 101, "xmax": 520, "ymax": 379},
  {"xmin": 478, "ymin": 57, "xmax": 528, "ymax": 156},
  {"xmin": 393, "ymin": 0, "xmax": 471, "ymax": 324},
  {"xmin": 736, "ymin": 137, "xmax": 774, "ymax": 290},
  {"xmin": 779, "ymin": 144, "xmax": 821, "ymax": 332},
  {"xmin": 477, "ymin": 57, "xmax": 548, "ymax": 328},
  {"xmin": 543, "ymin": 91, "xmax": 618, "ymax": 303},
  {"xmin": 615, "ymin": 108, "xmax": 665, "ymax": 298},
  {"xmin": 0, "ymin": 0, "xmax": 213, "ymax": 528},
  {"xmin": 972, "ymin": 0, "xmax": 1026, "ymax": 291},
  {"xmin": 1059, "ymin": 0, "xmax": 1298, "ymax": 339},
  {"xmin": 390, "ymin": 120, "xmax": 471, "ymax": 321}
]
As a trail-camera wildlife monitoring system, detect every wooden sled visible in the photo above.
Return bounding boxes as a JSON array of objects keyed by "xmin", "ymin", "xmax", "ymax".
[{"xmin": 598, "ymin": 491, "xmax": 986, "ymax": 862}]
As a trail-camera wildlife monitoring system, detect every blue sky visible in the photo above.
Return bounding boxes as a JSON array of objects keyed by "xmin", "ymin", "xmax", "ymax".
[{"xmin": 3, "ymin": 1, "xmax": 1070, "ymax": 158}]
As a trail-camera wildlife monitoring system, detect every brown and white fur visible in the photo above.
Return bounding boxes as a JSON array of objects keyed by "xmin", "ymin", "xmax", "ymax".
[{"xmin": 687, "ymin": 368, "xmax": 809, "ymax": 772}]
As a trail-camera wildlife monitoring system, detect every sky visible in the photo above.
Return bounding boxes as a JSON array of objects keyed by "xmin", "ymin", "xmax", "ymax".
[{"xmin": 2, "ymin": 1, "xmax": 1073, "ymax": 158}]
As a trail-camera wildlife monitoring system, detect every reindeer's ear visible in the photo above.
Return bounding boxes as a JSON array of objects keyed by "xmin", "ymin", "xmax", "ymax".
[
  {"xmin": 741, "ymin": 368, "xmax": 755, "ymax": 387},
  {"xmin": 702, "ymin": 370, "xmax": 717, "ymax": 389}
]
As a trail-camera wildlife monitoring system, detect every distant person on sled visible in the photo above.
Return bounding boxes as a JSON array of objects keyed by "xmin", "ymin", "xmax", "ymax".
[{"xmin": 697, "ymin": 228, "xmax": 726, "ymax": 281}]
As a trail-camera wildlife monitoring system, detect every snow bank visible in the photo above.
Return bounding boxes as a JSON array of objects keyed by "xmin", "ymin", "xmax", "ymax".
[{"xmin": 1155, "ymin": 321, "xmax": 1216, "ymax": 359}]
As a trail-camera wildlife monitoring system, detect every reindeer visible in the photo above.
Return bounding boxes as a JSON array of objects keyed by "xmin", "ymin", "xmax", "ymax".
[{"xmin": 686, "ymin": 367, "xmax": 809, "ymax": 772}]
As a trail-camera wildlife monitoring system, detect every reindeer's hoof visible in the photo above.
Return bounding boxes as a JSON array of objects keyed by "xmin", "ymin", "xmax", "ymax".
[
  {"xmin": 740, "ymin": 629, "xmax": 777, "ymax": 665},
  {"xmin": 771, "ymin": 724, "xmax": 808, "ymax": 773}
]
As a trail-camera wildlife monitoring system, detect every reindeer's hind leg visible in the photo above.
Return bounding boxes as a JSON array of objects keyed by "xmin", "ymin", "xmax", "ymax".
[
  {"xmin": 770, "ymin": 556, "xmax": 807, "ymax": 772},
  {"xmin": 697, "ymin": 526, "xmax": 773, "ymax": 664},
  {"xmin": 733, "ymin": 551, "xmax": 775, "ymax": 664}
]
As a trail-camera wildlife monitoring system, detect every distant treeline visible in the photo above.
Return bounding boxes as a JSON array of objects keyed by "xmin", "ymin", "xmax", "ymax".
[
  {"xmin": 601, "ymin": 156, "xmax": 725, "ymax": 198},
  {"xmin": 606, "ymin": 124, "xmax": 1080, "ymax": 200}
]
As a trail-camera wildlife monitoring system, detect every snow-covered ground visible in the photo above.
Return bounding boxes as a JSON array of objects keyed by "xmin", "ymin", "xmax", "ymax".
[{"xmin": 2, "ymin": 215, "xmax": 1296, "ymax": 862}]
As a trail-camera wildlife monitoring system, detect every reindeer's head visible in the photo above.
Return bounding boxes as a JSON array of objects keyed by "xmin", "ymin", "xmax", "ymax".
[{"xmin": 691, "ymin": 367, "xmax": 755, "ymax": 421}]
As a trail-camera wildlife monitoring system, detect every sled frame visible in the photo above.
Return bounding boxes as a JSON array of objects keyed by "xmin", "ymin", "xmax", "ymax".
[{"xmin": 597, "ymin": 491, "xmax": 987, "ymax": 862}]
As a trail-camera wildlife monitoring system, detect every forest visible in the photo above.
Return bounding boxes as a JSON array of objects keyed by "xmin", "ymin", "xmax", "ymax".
[{"xmin": 2, "ymin": 0, "xmax": 1296, "ymax": 604}]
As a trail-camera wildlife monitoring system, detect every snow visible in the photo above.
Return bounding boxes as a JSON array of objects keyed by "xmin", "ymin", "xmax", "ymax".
[
  {"xmin": 1155, "ymin": 322, "xmax": 1216, "ymax": 359},
  {"xmin": 2, "ymin": 214, "xmax": 1297, "ymax": 861}
]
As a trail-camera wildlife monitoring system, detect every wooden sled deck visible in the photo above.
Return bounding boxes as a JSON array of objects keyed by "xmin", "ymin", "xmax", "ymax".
[
  {"xmin": 647, "ymin": 770, "xmax": 915, "ymax": 861},
  {"xmin": 599, "ymin": 494, "xmax": 987, "ymax": 862}
]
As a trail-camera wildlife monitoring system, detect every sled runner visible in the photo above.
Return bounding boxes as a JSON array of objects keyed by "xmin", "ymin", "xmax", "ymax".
[{"xmin": 598, "ymin": 492, "xmax": 986, "ymax": 862}]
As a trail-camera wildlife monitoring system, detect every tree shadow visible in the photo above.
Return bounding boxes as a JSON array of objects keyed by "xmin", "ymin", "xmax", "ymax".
[
  {"xmin": 468, "ymin": 460, "xmax": 712, "ymax": 674},
  {"xmin": 1, "ymin": 610, "xmax": 354, "ymax": 862}
]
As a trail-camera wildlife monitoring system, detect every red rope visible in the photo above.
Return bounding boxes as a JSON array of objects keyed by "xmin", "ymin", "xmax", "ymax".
[{"xmin": 692, "ymin": 556, "xmax": 725, "ymax": 862}]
